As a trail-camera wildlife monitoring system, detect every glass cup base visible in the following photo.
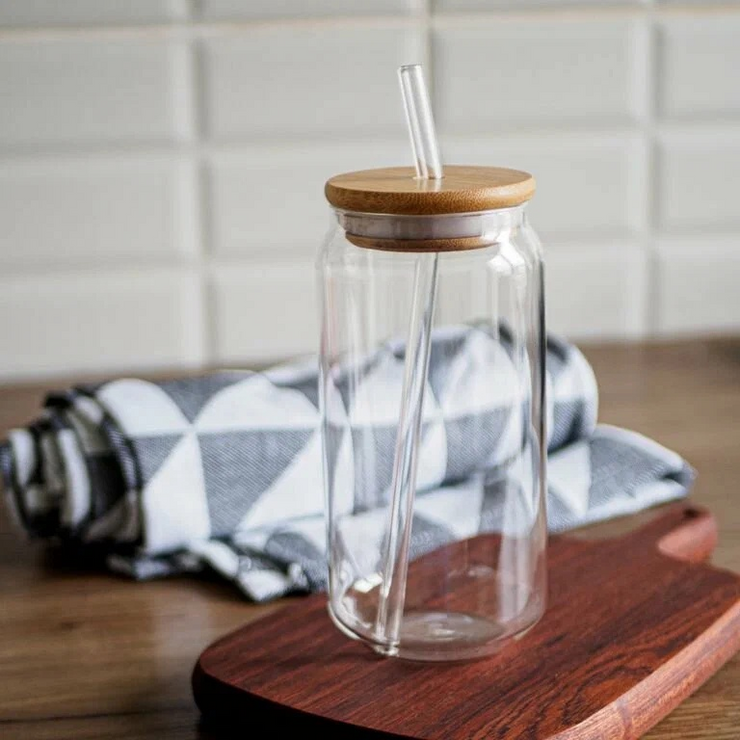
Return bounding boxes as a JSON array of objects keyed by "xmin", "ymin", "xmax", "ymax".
[{"xmin": 328, "ymin": 600, "xmax": 544, "ymax": 663}]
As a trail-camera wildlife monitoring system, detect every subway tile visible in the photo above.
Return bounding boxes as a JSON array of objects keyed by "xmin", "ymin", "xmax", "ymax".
[
  {"xmin": 214, "ymin": 247, "xmax": 652, "ymax": 357},
  {"xmin": 545, "ymin": 246, "xmax": 648, "ymax": 339},
  {"xmin": 211, "ymin": 261, "xmax": 318, "ymax": 363},
  {"xmin": 0, "ymin": 156, "xmax": 197, "ymax": 268},
  {"xmin": 656, "ymin": 129, "xmax": 740, "ymax": 233},
  {"xmin": 658, "ymin": 15, "xmax": 740, "ymax": 121},
  {"xmin": 207, "ymin": 141, "xmax": 409, "ymax": 257},
  {"xmin": 656, "ymin": 236, "xmax": 740, "ymax": 336},
  {"xmin": 201, "ymin": 25, "xmax": 422, "ymax": 141},
  {"xmin": 214, "ymin": 249, "xmax": 650, "ymax": 359},
  {"xmin": 0, "ymin": 38, "xmax": 183, "ymax": 147},
  {"xmin": 0, "ymin": 1, "xmax": 186, "ymax": 26},
  {"xmin": 434, "ymin": 18, "xmax": 641, "ymax": 132},
  {"xmin": 198, "ymin": 0, "xmax": 414, "ymax": 20},
  {"xmin": 436, "ymin": 0, "xmax": 641, "ymax": 9},
  {"xmin": 0, "ymin": 270, "xmax": 204, "ymax": 380},
  {"xmin": 209, "ymin": 134, "xmax": 645, "ymax": 257},
  {"xmin": 442, "ymin": 133, "xmax": 646, "ymax": 241},
  {"xmin": 657, "ymin": 1, "xmax": 740, "ymax": 7}
]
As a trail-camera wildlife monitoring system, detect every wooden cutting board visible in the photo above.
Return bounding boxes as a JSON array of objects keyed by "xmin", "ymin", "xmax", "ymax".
[{"xmin": 192, "ymin": 504, "xmax": 740, "ymax": 739}]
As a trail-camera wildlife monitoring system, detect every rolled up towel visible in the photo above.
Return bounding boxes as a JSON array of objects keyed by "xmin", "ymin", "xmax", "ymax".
[{"xmin": 0, "ymin": 327, "xmax": 694, "ymax": 601}]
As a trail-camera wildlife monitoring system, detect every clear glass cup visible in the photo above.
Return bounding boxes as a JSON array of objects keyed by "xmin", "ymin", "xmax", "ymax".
[{"xmin": 318, "ymin": 195, "xmax": 546, "ymax": 661}]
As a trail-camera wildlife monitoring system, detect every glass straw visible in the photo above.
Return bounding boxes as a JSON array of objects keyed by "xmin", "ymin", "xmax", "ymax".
[
  {"xmin": 374, "ymin": 64, "xmax": 443, "ymax": 653},
  {"xmin": 398, "ymin": 64, "xmax": 443, "ymax": 180}
]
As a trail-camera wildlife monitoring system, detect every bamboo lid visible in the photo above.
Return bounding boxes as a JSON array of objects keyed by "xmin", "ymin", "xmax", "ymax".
[{"xmin": 325, "ymin": 165, "xmax": 535, "ymax": 216}]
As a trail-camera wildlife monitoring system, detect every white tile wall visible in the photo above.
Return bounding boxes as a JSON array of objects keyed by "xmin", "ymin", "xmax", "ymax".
[
  {"xmin": 442, "ymin": 133, "xmax": 646, "ymax": 241},
  {"xmin": 658, "ymin": 16, "xmax": 740, "ymax": 120},
  {"xmin": 208, "ymin": 141, "xmax": 409, "ymax": 257},
  {"xmin": 437, "ymin": 1, "xmax": 641, "ymax": 8},
  {"xmin": 211, "ymin": 262, "xmax": 317, "ymax": 363},
  {"xmin": 0, "ymin": 38, "xmax": 185, "ymax": 148},
  {"xmin": 0, "ymin": 2, "xmax": 738, "ymax": 381},
  {"xmin": 201, "ymin": 25, "xmax": 422, "ymax": 141},
  {"xmin": 546, "ymin": 245, "xmax": 649, "ymax": 339},
  {"xmin": 197, "ymin": 0, "xmax": 415, "ymax": 20},
  {"xmin": 657, "ymin": 236, "xmax": 740, "ymax": 336},
  {"xmin": 433, "ymin": 18, "xmax": 641, "ymax": 132},
  {"xmin": 0, "ymin": 1, "xmax": 187, "ymax": 27},
  {"xmin": 0, "ymin": 156, "xmax": 197, "ymax": 267},
  {"xmin": 0, "ymin": 270, "xmax": 204, "ymax": 380},
  {"xmin": 656, "ymin": 129, "xmax": 740, "ymax": 233},
  {"xmin": 659, "ymin": 0, "xmax": 740, "ymax": 4}
]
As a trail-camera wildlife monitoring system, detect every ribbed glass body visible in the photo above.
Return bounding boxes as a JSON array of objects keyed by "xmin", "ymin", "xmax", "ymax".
[{"xmin": 317, "ymin": 204, "xmax": 547, "ymax": 661}]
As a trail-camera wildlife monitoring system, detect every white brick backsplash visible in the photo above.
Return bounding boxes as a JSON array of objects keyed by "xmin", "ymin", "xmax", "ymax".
[
  {"xmin": 434, "ymin": 18, "xmax": 641, "ymax": 133},
  {"xmin": 657, "ymin": 130, "xmax": 740, "ymax": 233},
  {"xmin": 208, "ymin": 141, "xmax": 410, "ymax": 257},
  {"xmin": 0, "ymin": 156, "xmax": 196, "ymax": 268},
  {"xmin": 442, "ymin": 133, "xmax": 646, "ymax": 241},
  {"xmin": 0, "ymin": 38, "xmax": 183, "ymax": 148},
  {"xmin": 545, "ymin": 246, "xmax": 648, "ymax": 339},
  {"xmin": 0, "ymin": 1, "xmax": 187, "ymax": 26},
  {"xmin": 211, "ymin": 262, "xmax": 317, "ymax": 363},
  {"xmin": 658, "ymin": 15, "xmax": 740, "ymax": 121},
  {"xmin": 198, "ymin": 0, "xmax": 414, "ymax": 20},
  {"xmin": 0, "ymin": 271, "xmax": 204, "ymax": 380},
  {"xmin": 201, "ymin": 25, "xmax": 422, "ymax": 141},
  {"xmin": 657, "ymin": 236, "xmax": 740, "ymax": 336}
]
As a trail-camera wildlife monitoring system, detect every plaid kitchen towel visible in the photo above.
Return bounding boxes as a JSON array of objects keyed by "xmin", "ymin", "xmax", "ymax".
[{"xmin": 0, "ymin": 326, "xmax": 694, "ymax": 601}]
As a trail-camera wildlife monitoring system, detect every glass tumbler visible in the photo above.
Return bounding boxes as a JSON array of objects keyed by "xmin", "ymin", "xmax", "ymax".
[{"xmin": 318, "ymin": 166, "xmax": 547, "ymax": 661}]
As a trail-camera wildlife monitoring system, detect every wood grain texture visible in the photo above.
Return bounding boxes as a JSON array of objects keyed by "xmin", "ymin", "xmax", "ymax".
[
  {"xmin": 1, "ymin": 338, "xmax": 740, "ymax": 739},
  {"xmin": 325, "ymin": 165, "xmax": 535, "ymax": 215},
  {"xmin": 192, "ymin": 505, "xmax": 740, "ymax": 739}
]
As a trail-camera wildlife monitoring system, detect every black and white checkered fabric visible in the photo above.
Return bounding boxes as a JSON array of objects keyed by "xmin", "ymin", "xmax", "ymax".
[{"xmin": 0, "ymin": 326, "xmax": 694, "ymax": 602}]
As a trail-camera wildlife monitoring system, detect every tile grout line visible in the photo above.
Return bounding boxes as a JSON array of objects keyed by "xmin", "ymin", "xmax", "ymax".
[
  {"xmin": 0, "ymin": 3, "xmax": 738, "ymax": 41},
  {"xmin": 643, "ymin": 2, "xmax": 660, "ymax": 340},
  {"xmin": 177, "ymin": 27, "xmax": 211, "ymax": 370},
  {"xmin": 4, "ymin": 115, "xmax": 740, "ymax": 164},
  {"xmin": 0, "ymin": 122, "xmax": 674, "ymax": 160},
  {"xmin": 0, "ymin": 16, "xmax": 418, "ymax": 42},
  {"xmin": 186, "ymin": 0, "xmax": 217, "ymax": 371}
]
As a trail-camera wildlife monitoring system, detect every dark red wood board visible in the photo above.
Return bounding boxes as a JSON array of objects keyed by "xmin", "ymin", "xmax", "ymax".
[{"xmin": 193, "ymin": 505, "xmax": 740, "ymax": 739}]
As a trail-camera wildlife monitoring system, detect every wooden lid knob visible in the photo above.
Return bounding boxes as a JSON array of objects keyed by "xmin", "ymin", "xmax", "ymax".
[{"xmin": 325, "ymin": 165, "xmax": 535, "ymax": 216}]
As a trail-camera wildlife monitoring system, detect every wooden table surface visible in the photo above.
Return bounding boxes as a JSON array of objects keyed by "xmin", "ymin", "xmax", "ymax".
[{"xmin": 1, "ymin": 340, "xmax": 739, "ymax": 740}]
